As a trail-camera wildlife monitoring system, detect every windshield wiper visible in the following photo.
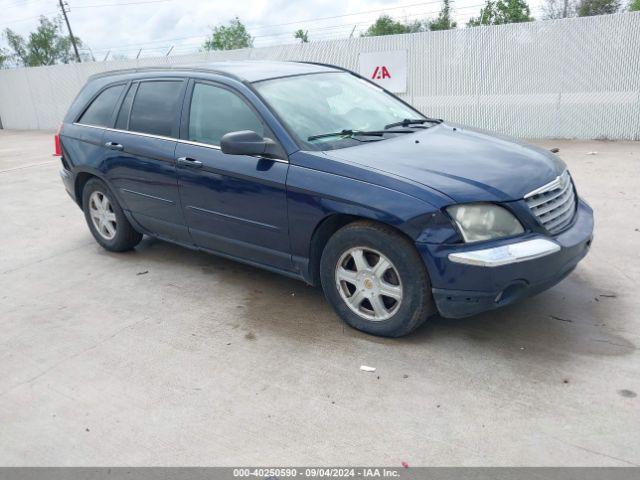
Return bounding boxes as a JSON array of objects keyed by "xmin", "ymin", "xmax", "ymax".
[
  {"xmin": 384, "ymin": 117, "xmax": 443, "ymax": 130},
  {"xmin": 307, "ymin": 128, "xmax": 413, "ymax": 142}
]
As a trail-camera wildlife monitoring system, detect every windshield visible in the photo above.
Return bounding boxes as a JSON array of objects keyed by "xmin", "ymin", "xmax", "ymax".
[{"xmin": 254, "ymin": 72, "xmax": 424, "ymax": 150}]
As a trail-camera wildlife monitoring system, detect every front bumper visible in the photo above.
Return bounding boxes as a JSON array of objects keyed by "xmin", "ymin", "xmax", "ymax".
[{"xmin": 418, "ymin": 199, "xmax": 594, "ymax": 318}]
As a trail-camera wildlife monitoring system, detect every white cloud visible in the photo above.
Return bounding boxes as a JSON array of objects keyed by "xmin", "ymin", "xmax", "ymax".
[{"xmin": 1, "ymin": 0, "xmax": 546, "ymax": 59}]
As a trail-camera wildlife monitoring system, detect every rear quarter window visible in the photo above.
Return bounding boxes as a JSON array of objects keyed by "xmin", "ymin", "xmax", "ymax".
[
  {"xmin": 128, "ymin": 80, "xmax": 184, "ymax": 137},
  {"xmin": 78, "ymin": 84, "xmax": 125, "ymax": 127}
]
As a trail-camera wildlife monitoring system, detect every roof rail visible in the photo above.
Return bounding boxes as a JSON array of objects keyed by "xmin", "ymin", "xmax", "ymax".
[{"xmin": 87, "ymin": 65, "xmax": 244, "ymax": 82}]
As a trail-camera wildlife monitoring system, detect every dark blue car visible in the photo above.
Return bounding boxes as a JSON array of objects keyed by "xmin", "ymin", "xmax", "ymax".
[{"xmin": 57, "ymin": 61, "xmax": 594, "ymax": 337}]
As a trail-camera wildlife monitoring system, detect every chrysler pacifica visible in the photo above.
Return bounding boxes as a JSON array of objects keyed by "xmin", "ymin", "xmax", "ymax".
[{"xmin": 56, "ymin": 61, "xmax": 594, "ymax": 337}]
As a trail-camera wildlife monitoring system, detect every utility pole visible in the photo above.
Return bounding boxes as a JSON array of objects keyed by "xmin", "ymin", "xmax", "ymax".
[
  {"xmin": 58, "ymin": 0, "xmax": 81, "ymax": 63},
  {"xmin": 562, "ymin": 0, "xmax": 569, "ymax": 17}
]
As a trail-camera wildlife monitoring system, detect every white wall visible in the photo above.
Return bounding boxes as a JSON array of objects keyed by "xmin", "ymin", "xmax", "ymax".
[{"xmin": 1, "ymin": 13, "xmax": 639, "ymax": 139}]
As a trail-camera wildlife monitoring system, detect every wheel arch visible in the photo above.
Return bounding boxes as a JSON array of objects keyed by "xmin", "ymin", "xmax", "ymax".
[
  {"xmin": 306, "ymin": 213, "xmax": 420, "ymax": 287},
  {"xmin": 313, "ymin": 213, "xmax": 437, "ymax": 337},
  {"xmin": 73, "ymin": 167, "xmax": 120, "ymax": 208},
  {"xmin": 74, "ymin": 171, "xmax": 98, "ymax": 207}
]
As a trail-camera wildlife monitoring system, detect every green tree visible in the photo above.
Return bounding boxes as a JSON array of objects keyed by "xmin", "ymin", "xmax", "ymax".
[
  {"xmin": 362, "ymin": 14, "xmax": 427, "ymax": 36},
  {"xmin": 468, "ymin": 0, "xmax": 534, "ymax": 26},
  {"xmin": 576, "ymin": 0, "xmax": 620, "ymax": 14},
  {"xmin": 630, "ymin": 0, "xmax": 640, "ymax": 10},
  {"xmin": 203, "ymin": 16, "xmax": 253, "ymax": 51},
  {"xmin": 430, "ymin": 0, "xmax": 458, "ymax": 30},
  {"xmin": 294, "ymin": 29, "xmax": 309, "ymax": 43},
  {"xmin": 0, "ymin": 48, "xmax": 9, "ymax": 68},
  {"xmin": 3, "ymin": 16, "xmax": 81, "ymax": 67}
]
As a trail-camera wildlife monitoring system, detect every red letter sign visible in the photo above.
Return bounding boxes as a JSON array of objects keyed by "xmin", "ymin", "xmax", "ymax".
[{"xmin": 371, "ymin": 65, "xmax": 392, "ymax": 80}]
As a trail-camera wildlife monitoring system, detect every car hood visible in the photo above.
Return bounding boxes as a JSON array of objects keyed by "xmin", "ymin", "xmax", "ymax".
[{"xmin": 323, "ymin": 124, "xmax": 566, "ymax": 203}]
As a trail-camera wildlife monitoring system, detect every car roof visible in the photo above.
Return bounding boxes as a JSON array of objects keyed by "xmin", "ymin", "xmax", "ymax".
[{"xmin": 89, "ymin": 61, "xmax": 340, "ymax": 83}]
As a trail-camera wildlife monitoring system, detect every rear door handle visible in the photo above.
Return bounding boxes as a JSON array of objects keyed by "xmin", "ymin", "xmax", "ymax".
[
  {"xmin": 104, "ymin": 141, "xmax": 123, "ymax": 151},
  {"xmin": 177, "ymin": 157, "xmax": 203, "ymax": 168}
]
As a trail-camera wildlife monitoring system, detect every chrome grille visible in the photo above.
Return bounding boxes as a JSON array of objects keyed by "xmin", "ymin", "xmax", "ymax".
[{"xmin": 524, "ymin": 170, "xmax": 577, "ymax": 235}]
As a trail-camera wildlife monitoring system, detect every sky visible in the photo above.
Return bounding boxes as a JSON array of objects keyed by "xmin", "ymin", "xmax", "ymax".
[{"xmin": 1, "ymin": 0, "xmax": 548, "ymax": 60}]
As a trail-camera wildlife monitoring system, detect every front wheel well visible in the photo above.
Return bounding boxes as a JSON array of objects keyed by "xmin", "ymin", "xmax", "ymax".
[{"xmin": 308, "ymin": 215, "xmax": 414, "ymax": 286}]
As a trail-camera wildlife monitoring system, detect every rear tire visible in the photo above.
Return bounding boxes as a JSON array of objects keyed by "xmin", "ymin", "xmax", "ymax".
[
  {"xmin": 82, "ymin": 178, "xmax": 142, "ymax": 252},
  {"xmin": 320, "ymin": 221, "xmax": 435, "ymax": 337}
]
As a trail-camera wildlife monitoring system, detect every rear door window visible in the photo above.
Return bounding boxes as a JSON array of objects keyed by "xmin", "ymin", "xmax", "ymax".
[
  {"xmin": 79, "ymin": 84, "xmax": 125, "ymax": 127},
  {"xmin": 187, "ymin": 82, "xmax": 264, "ymax": 146},
  {"xmin": 128, "ymin": 80, "xmax": 184, "ymax": 137}
]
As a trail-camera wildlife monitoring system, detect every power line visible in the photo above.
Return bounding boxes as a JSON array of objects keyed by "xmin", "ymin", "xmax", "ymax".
[
  {"xmin": 0, "ymin": 0, "xmax": 441, "ymax": 31},
  {"xmin": 253, "ymin": 6, "xmax": 485, "ymax": 39},
  {"xmin": 73, "ymin": 0, "xmax": 172, "ymax": 8},
  {"xmin": 86, "ymin": 4, "xmax": 492, "ymax": 56},
  {"xmin": 0, "ymin": 0, "xmax": 171, "ymax": 10},
  {"xmin": 0, "ymin": 0, "xmax": 39, "ymax": 9},
  {"xmin": 80, "ymin": 1, "xmax": 474, "ymax": 53},
  {"xmin": 247, "ymin": 4, "xmax": 495, "ymax": 40},
  {"xmin": 0, "ymin": 11, "xmax": 58, "ymax": 26},
  {"xmin": 1, "ymin": 0, "xmax": 546, "ymax": 58},
  {"xmin": 245, "ymin": 0, "xmax": 449, "ymax": 30},
  {"xmin": 0, "ymin": 0, "xmax": 173, "ymax": 24}
]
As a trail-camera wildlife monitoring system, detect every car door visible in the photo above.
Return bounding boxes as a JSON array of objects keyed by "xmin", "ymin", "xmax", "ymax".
[
  {"xmin": 103, "ymin": 79, "xmax": 190, "ymax": 243},
  {"xmin": 175, "ymin": 79, "xmax": 292, "ymax": 271},
  {"xmin": 67, "ymin": 82, "xmax": 125, "ymax": 179}
]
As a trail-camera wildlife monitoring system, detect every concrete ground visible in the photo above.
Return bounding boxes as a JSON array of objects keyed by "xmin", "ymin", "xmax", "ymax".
[{"xmin": 0, "ymin": 130, "xmax": 639, "ymax": 466}]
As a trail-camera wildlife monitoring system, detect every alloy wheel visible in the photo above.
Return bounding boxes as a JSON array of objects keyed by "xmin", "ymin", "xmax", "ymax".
[
  {"xmin": 89, "ymin": 190, "xmax": 117, "ymax": 240},
  {"xmin": 335, "ymin": 247, "xmax": 403, "ymax": 321}
]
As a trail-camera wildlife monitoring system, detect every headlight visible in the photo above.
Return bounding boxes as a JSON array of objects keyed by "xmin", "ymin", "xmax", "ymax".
[{"xmin": 446, "ymin": 203, "xmax": 524, "ymax": 243}]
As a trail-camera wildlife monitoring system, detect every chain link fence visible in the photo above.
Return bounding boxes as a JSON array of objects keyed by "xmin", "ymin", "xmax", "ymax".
[{"xmin": 0, "ymin": 12, "xmax": 639, "ymax": 139}]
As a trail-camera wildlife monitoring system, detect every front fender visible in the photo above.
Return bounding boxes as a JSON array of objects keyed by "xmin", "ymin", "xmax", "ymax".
[{"xmin": 286, "ymin": 163, "xmax": 457, "ymax": 261}]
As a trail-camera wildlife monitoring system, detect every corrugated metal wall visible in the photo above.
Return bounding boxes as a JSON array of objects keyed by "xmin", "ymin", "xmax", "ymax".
[{"xmin": 1, "ymin": 12, "xmax": 639, "ymax": 139}]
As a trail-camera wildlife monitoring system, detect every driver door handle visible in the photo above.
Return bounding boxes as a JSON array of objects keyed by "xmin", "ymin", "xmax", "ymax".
[
  {"xmin": 177, "ymin": 157, "xmax": 203, "ymax": 168},
  {"xmin": 104, "ymin": 141, "xmax": 123, "ymax": 151}
]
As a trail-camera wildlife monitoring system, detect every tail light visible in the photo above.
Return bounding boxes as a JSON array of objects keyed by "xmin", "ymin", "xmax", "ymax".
[{"xmin": 54, "ymin": 124, "xmax": 62, "ymax": 157}]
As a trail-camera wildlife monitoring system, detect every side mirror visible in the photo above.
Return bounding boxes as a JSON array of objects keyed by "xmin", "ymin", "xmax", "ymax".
[{"xmin": 220, "ymin": 130, "xmax": 284, "ymax": 159}]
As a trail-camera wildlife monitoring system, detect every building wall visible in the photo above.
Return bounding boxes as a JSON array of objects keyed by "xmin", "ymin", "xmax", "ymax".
[{"xmin": 1, "ymin": 13, "xmax": 639, "ymax": 139}]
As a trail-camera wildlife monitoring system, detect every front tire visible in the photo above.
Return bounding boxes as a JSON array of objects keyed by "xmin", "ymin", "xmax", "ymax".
[
  {"xmin": 320, "ymin": 221, "xmax": 435, "ymax": 337},
  {"xmin": 82, "ymin": 178, "xmax": 142, "ymax": 252}
]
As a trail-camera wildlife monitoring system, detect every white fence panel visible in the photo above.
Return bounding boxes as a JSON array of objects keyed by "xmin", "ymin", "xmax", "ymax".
[{"xmin": 0, "ymin": 12, "xmax": 639, "ymax": 139}]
